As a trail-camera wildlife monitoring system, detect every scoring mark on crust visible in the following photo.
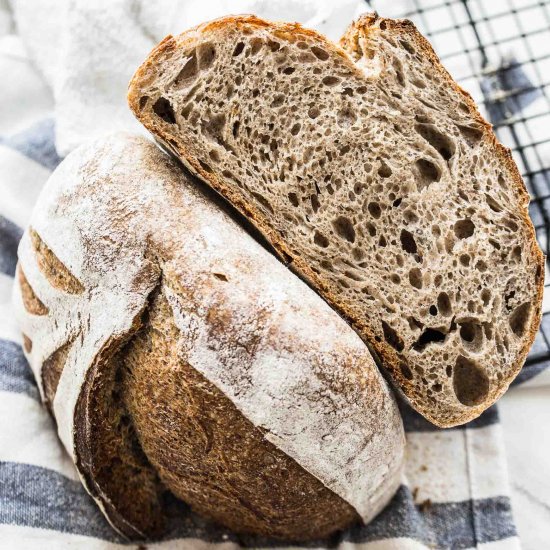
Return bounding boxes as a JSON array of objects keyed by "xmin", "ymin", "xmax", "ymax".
[
  {"xmin": 22, "ymin": 334, "xmax": 33, "ymax": 353},
  {"xmin": 18, "ymin": 266, "xmax": 49, "ymax": 315},
  {"xmin": 42, "ymin": 339, "xmax": 74, "ymax": 413},
  {"xmin": 30, "ymin": 229, "xmax": 85, "ymax": 295}
]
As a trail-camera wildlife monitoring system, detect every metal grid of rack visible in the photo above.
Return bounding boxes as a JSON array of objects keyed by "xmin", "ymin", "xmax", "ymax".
[{"xmin": 366, "ymin": 0, "xmax": 550, "ymax": 367}]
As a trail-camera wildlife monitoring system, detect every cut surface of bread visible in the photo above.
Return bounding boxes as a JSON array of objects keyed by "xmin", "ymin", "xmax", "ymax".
[
  {"xmin": 129, "ymin": 14, "xmax": 544, "ymax": 427},
  {"xmin": 13, "ymin": 133, "xmax": 404, "ymax": 540}
]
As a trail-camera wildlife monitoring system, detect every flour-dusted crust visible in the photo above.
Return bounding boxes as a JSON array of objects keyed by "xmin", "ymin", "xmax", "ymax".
[
  {"xmin": 13, "ymin": 133, "xmax": 404, "ymax": 539},
  {"xmin": 128, "ymin": 14, "xmax": 544, "ymax": 427}
]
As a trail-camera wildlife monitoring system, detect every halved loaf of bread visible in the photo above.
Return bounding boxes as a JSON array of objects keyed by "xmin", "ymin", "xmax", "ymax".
[
  {"xmin": 13, "ymin": 133, "xmax": 404, "ymax": 540},
  {"xmin": 128, "ymin": 14, "xmax": 544, "ymax": 427}
]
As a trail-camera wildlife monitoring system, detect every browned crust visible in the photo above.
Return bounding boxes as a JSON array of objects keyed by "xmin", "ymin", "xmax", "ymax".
[
  {"xmin": 128, "ymin": 14, "xmax": 544, "ymax": 427},
  {"xmin": 122, "ymin": 286, "xmax": 359, "ymax": 540}
]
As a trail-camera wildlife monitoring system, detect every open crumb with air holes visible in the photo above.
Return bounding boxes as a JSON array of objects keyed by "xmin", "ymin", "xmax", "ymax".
[{"xmin": 129, "ymin": 14, "xmax": 544, "ymax": 427}]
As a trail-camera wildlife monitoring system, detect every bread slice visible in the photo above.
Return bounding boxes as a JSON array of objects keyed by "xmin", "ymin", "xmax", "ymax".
[
  {"xmin": 13, "ymin": 133, "xmax": 404, "ymax": 539},
  {"xmin": 128, "ymin": 14, "xmax": 544, "ymax": 427}
]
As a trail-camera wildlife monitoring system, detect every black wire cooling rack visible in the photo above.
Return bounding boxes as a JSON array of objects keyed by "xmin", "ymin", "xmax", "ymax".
[{"xmin": 366, "ymin": 0, "xmax": 550, "ymax": 372}]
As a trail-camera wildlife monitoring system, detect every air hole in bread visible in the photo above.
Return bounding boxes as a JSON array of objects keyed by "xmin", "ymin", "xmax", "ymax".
[
  {"xmin": 250, "ymin": 37, "xmax": 263, "ymax": 55},
  {"xmin": 453, "ymin": 355, "xmax": 489, "ymax": 406},
  {"xmin": 459, "ymin": 321, "xmax": 483, "ymax": 351},
  {"xmin": 288, "ymin": 192, "xmax": 299, "ymax": 207},
  {"xmin": 232, "ymin": 120, "xmax": 240, "ymax": 138},
  {"xmin": 181, "ymin": 103, "xmax": 193, "ymax": 120},
  {"xmin": 337, "ymin": 107, "xmax": 357, "ymax": 127},
  {"xmin": 310, "ymin": 193, "xmax": 320, "ymax": 213},
  {"xmin": 511, "ymin": 246, "xmax": 522, "ymax": 262},
  {"xmin": 138, "ymin": 96, "xmax": 149, "ymax": 110},
  {"xmin": 409, "ymin": 268, "xmax": 422, "ymax": 289},
  {"xmin": 251, "ymin": 191, "xmax": 274, "ymax": 214},
  {"xmin": 198, "ymin": 159, "xmax": 213, "ymax": 173},
  {"xmin": 411, "ymin": 78, "xmax": 426, "ymax": 89},
  {"xmin": 400, "ymin": 229, "xmax": 417, "ymax": 254},
  {"xmin": 233, "ymin": 42, "xmax": 245, "ymax": 56},
  {"xmin": 308, "ymin": 107, "xmax": 320, "ymax": 119},
  {"xmin": 412, "ymin": 328, "xmax": 446, "ymax": 351},
  {"xmin": 429, "ymin": 305, "xmax": 438, "ymax": 316},
  {"xmin": 378, "ymin": 162, "xmax": 392, "ymax": 178},
  {"xmin": 322, "ymin": 75, "xmax": 340, "ymax": 86},
  {"xmin": 502, "ymin": 217, "xmax": 519, "ymax": 232},
  {"xmin": 454, "ymin": 219, "xmax": 475, "ymax": 239},
  {"xmin": 457, "ymin": 124, "xmax": 483, "ymax": 147},
  {"xmin": 198, "ymin": 42, "xmax": 216, "ymax": 70},
  {"xmin": 489, "ymin": 238, "xmax": 501, "ymax": 250},
  {"xmin": 213, "ymin": 273, "xmax": 228, "ymax": 282},
  {"xmin": 415, "ymin": 158, "xmax": 440, "ymax": 190},
  {"xmin": 408, "ymin": 317, "xmax": 424, "ymax": 331},
  {"xmin": 152, "ymin": 97, "xmax": 176, "ymax": 124},
  {"xmin": 381, "ymin": 321, "xmax": 404, "ymax": 352},
  {"xmin": 415, "ymin": 123, "xmax": 455, "ymax": 161},
  {"xmin": 485, "ymin": 194, "xmax": 503, "ymax": 212},
  {"xmin": 265, "ymin": 40, "xmax": 280, "ymax": 52},
  {"xmin": 475, "ymin": 260, "xmax": 487, "ymax": 272},
  {"xmin": 400, "ymin": 39, "xmax": 415, "ymax": 54},
  {"xmin": 311, "ymin": 46, "xmax": 329, "ymax": 61},
  {"xmin": 18, "ymin": 267, "xmax": 48, "ymax": 315},
  {"xmin": 400, "ymin": 362, "xmax": 413, "ymax": 380},
  {"xmin": 437, "ymin": 292, "xmax": 452, "ymax": 316},
  {"xmin": 392, "ymin": 58, "xmax": 405, "ymax": 87},
  {"xmin": 290, "ymin": 123, "xmax": 301, "ymax": 136},
  {"xmin": 368, "ymin": 202, "xmax": 382, "ymax": 219},
  {"xmin": 509, "ymin": 302, "xmax": 532, "ymax": 337},
  {"xmin": 201, "ymin": 113, "xmax": 226, "ymax": 145},
  {"xmin": 271, "ymin": 94, "xmax": 285, "ymax": 108},
  {"xmin": 404, "ymin": 210, "xmax": 419, "ymax": 224},
  {"xmin": 332, "ymin": 216, "xmax": 355, "ymax": 243},
  {"xmin": 174, "ymin": 51, "xmax": 198, "ymax": 86}
]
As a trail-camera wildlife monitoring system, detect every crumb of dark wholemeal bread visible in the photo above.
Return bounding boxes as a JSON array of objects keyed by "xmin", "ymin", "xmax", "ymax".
[{"xmin": 128, "ymin": 14, "xmax": 543, "ymax": 427}]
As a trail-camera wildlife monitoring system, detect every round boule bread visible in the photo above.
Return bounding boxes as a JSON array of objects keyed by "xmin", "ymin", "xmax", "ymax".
[{"xmin": 13, "ymin": 133, "xmax": 405, "ymax": 540}]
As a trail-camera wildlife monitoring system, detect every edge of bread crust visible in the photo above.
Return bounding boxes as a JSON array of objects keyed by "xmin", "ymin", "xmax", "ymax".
[{"xmin": 128, "ymin": 14, "xmax": 545, "ymax": 427}]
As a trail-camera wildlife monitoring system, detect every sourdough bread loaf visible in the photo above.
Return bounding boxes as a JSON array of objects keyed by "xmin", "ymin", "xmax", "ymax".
[
  {"xmin": 13, "ymin": 133, "xmax": 405, "ymax": 540},
  {"xmin": 128, "ymin": 14, "xmax": 544, "ymax": 427}
]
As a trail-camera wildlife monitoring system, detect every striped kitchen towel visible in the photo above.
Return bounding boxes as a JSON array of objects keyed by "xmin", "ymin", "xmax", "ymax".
[{"xmin": 1, "ymin": 0, "xmax": 548, "ymax": 548}]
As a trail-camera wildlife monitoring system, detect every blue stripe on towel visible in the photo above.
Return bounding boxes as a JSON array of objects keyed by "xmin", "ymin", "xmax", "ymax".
[
  {"xmin": 0, "ymin": 339, "xmax": 38, "ymax": 400},
  {"xmin": 0, "ymin": 462, "xmax": 516, "ymax": 548},
  {"xmin": 0, "ymin": 119, "xmax": 62, "ymax": 171}
]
